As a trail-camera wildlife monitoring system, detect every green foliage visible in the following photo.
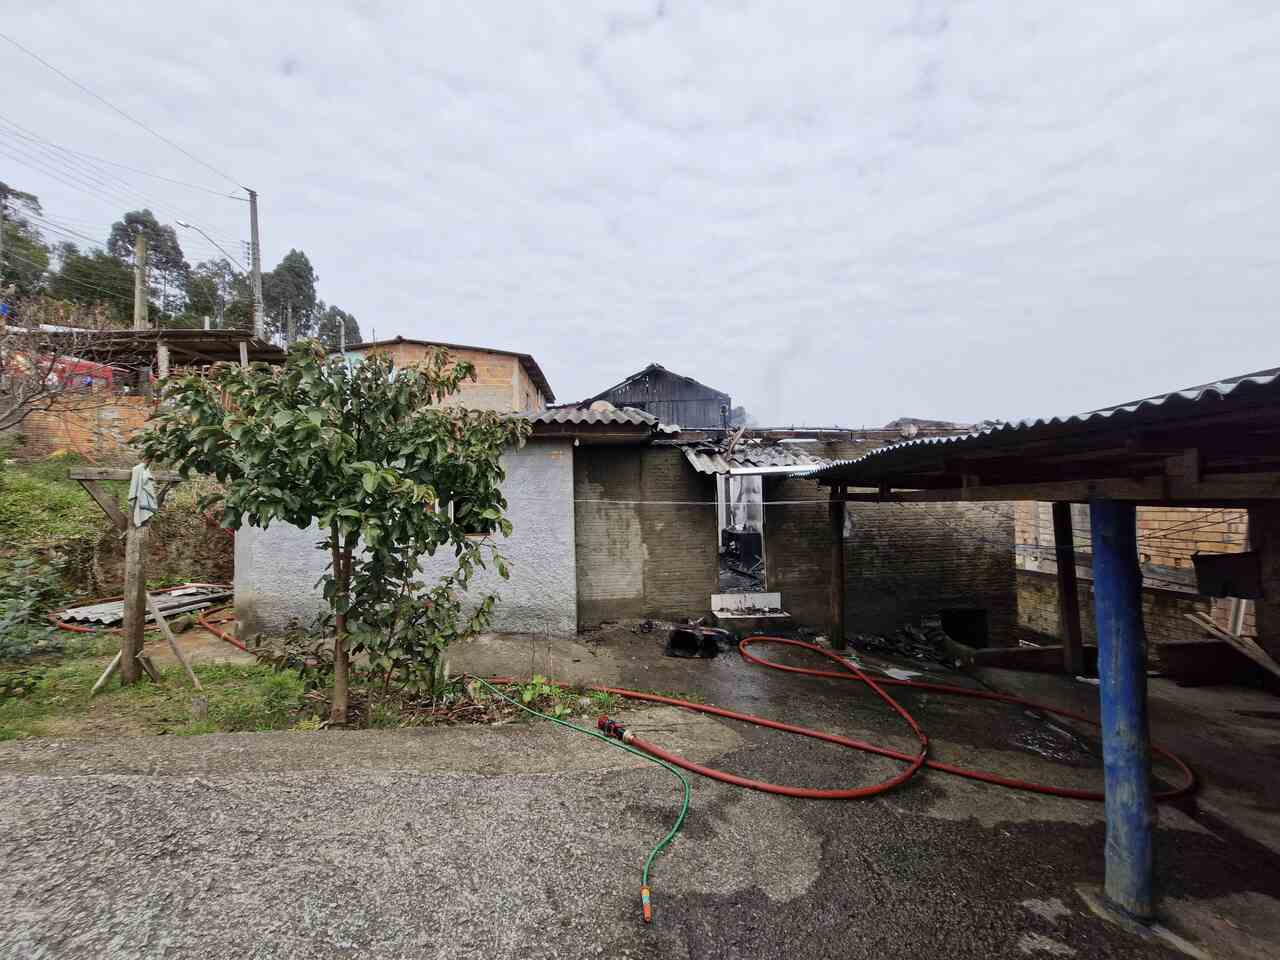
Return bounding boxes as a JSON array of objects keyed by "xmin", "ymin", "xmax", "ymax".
[
  {"xmin": 314, "ymin": 301, "xmax": 361, "ymax": 350},
  {"xmin": 46, "ymin": 244, "xmax": 135, "ymax": 324},
  {"xmin": 0, "ymin": 181, "xmax": 49, "ymax": 298},
  {"xmin": 262, "ymin": 249, "xmax": 318, "ymax": 341},
  {"xmin": 139, "ymin": 342, "xmax": 531, "ymax": 721},
  {"xmin": 0, "ymin": 556, "xmax": 69, "ymax": 659},
  {"xmin": 0, "ymin": 457, "xmax": 117, "ymax": 546},
  {"xmin": 0, "ymin": 659, "xmax": 306, "ymax": 740}
]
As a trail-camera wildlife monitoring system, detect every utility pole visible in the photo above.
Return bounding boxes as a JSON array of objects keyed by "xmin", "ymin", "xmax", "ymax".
[
  {"xmin": 132, "ymin": 233, "xmax": 148, "ymax": 330},
  {"xmin": 248, "ymin": 188, "xmax": 264, "ymax": 339},
  {"xmin": 286, "ymin": 301, "xmax": 294, "ymax": 345},
  {"xmin": 339, "ymin": 315, "xmax": 346, "ymax": 353}
]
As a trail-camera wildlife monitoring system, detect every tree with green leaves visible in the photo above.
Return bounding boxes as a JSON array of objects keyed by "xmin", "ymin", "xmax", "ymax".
[
  {"xmin": 262, "ymin": 249, "xmax": 318, "ymax": 342},
  {"xmin": 107, "ymin": 209, "xmax": 189, "ymax": 314},
  {"xmin": 1, "ymin": 181, "xmax": 51, "ymax": 299},
  {"xmin": 137, "ymin": 343, "xmax": 530, "ymax": 723},
  {"xmin": 314, "ymin": 301, "xmax": 362, "ymax": 351},
  {"xmin": 46, "ymin": 243, "xmax": 135, "ymax": 324}
]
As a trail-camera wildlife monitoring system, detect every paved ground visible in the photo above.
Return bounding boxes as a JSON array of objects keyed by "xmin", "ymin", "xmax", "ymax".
[{"xmin": 3, "ymin": 627, "xmax": 1279, "ymax": 959}]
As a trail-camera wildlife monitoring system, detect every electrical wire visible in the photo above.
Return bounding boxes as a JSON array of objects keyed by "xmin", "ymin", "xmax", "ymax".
[
  {"xmin": 0, "ymin": 112, "xmax": 246, "ymax": 199},
  {"xmin": 0, "ymin": 31, "xmax": 243, "ymax": 188}
]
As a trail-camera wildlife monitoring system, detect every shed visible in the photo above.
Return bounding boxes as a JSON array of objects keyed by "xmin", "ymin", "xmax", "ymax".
[
  {"xmin": 569, "ymin": 363, "xmax": 730, "ymax": 429},
  {"xmin": 810, "ymin": 365, "xmax": 1280, "ymax": 923}
]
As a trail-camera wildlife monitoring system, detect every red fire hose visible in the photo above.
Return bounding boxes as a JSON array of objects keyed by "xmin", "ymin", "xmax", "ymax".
[{"xmin": 495, "ymin": 635, "xmax": 1195, "ymax": 803}]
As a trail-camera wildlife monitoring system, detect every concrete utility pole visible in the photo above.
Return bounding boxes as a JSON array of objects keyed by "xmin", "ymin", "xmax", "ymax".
[
  {"xmin": 286, "ymin": 301, "xmax": 294, "ymax": 345},
  {"xmin": 339, "ymin": 315, "xmax": 346, "ymax": 353},
  {"xmin": 132, "ymin": 233, "xmax": 148, "ymax": 330},
  {"xmin": 248, "ymin": 188, "xmax": 264, "ymax": 339}
]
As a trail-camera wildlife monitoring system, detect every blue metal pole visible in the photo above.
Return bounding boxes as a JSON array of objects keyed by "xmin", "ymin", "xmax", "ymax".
[{"xmin": 1089, "ymin": 499, "xmax": 1155, "ymax": 920}]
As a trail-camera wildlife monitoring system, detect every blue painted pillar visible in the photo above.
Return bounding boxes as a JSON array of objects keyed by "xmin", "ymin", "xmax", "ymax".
[{"xmin": 1089, "ymin": 499, "xmax": 1155, "ymax": 920}]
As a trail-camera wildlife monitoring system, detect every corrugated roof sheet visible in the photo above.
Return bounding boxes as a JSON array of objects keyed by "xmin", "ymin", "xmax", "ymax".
[
  {"xmin": 810, "ymin": 365, "xmax": 1280, "ymax": 480},
  {"xmin": 526, "ymin": 406, "xmax": 659, "ymax": 427},
  {"xmin": 681, "ymin": 440, "xmax": 827, "ymax": 475}
]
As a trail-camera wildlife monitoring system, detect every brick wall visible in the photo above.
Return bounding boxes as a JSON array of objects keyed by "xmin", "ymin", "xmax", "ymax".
[
  {"xmin": 763, "ymin": 479, "xmax": 1018, "ymax": 644},
  {"xmin": 1015, "ymin": 502, "xmax": 1256, "ymax": 645},
  {"xmin": 10, "ymin": 395, "xmax": 152, "ymax": 463},
  {"xmin": 574, "ymin": 445, "xmax": 717, "ymax": 626},
  {"xmin": 357, "ymin": 342, "xmax": 544, "ymax": 412}
]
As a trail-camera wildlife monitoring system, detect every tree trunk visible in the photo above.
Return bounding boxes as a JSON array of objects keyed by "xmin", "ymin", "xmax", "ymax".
[{"xmin": 329, "ymin": 536, "xmax": 351, "ymax": 725}]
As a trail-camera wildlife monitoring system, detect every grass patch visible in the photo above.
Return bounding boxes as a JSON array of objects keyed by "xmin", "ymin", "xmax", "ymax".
[
  {"xmin": 0, "ymin": 456, "xmax": 121, "ymax": 548},
  {"xmin": 0, "ymin": 656, "xmax": 307, "ymax": 740}
]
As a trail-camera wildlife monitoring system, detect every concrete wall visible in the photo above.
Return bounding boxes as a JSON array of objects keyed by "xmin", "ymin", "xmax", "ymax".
[
  {"xmin": 236, "ymin": 440, "xmax": 577, "ymax": 638},
  {"xmin": 764, "ymin": 480, "xmax": 1018, "ymax": 645},
  {"xmin": 574, "ymin": 445, "xmax": 718, "ymax": 626}
]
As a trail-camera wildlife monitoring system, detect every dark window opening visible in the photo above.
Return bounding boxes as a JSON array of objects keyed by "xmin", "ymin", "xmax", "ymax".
[{"xmin": 939, "ymin": 609, "xmax": 990, "ymax": 648}]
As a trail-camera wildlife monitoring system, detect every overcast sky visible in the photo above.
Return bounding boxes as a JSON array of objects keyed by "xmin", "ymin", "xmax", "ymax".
[{"xmin": 5, "ymin": 3, "xmax": 1278, "ymax": 425}]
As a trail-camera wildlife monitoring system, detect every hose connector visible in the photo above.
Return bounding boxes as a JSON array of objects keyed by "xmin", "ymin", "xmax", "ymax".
[
  {"xmin": 597, "ymin": 716, "xmax": 634, "ymax": 743},
  {"xmin": 640, "ymin": 885, "xmax": 652, "ymax": 923}
]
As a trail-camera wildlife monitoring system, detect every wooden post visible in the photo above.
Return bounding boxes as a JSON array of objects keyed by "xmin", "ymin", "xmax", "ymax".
[
  {"xmin": 119, "ymin": 514, "xmax": 149, "ymax": 685},
  {"xmin": 1249, "ymin": 503, "xmax": 1280, "ymax": 662},
  {"xmin": 156, "ymin": 340, "xmax": 170, "ymax": 381},
  {"xmin": 830, "ymin": 485, "xmax": 847, "ymax": 650},
  {"xmin": 239, "ymin": 340, "xmax": 249, "ymax": 369},
  {"xmin": 1053, "ymin": 502, "xmax": 1085, "ymax": 674}
]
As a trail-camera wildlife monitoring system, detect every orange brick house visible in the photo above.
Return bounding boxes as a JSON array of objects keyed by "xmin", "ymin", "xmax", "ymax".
[{"xmin": 346, "ymin": 337, "xmax": 554, "ymax": 412}]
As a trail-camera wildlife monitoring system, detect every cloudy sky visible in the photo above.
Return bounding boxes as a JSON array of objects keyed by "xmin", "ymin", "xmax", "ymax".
[{"xmin": 4, "ymin": 2, "xmax": 1278, "ymax": 425}]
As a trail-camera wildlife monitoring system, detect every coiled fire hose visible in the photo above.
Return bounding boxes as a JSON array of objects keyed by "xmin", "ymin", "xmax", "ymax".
[{"xmin": 481, "ymin": 635, "xmax": 1195, "ymax": 922}]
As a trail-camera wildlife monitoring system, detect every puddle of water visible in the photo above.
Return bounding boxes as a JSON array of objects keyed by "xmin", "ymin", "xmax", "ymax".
[{"xmin": 882, "ymin": 667, "xmax": 922, "ymax": 681}]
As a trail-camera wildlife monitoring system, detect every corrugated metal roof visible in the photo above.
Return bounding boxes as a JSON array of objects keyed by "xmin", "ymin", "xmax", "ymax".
[
  {"xmin": 810, "ymin": 365, "xmax": 1280, "ymax": 481},
  {"xmin": 526, "ymin": 406, "xmax": 659, "ymax": 427},
  {"xmin": 682, "ymin": 440, "xmax": 827, "ymax": 475}
]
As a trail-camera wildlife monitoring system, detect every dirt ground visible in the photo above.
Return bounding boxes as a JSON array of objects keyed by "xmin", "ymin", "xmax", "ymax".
[{"xmin": 2, "ymin": 625, "xmax": 1278, "ymax": 959}]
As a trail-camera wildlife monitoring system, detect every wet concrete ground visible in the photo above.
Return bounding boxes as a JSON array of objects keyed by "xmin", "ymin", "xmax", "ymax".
[{"xmin": 3, "ymin": 626, "xmax": 1278, "ymax": 959}]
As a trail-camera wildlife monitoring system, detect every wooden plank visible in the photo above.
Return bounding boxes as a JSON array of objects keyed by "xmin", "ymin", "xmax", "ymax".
[
  {"xmin": 1185, "ymin": 612, "xmax": 1280, "ymax": 681},
  {"xmin": 1053, "ymin": 502, "xmax": 1085, "ymax": 675},
  {"xmin": 68, "ymin": 467, "xmax": 183, "ymax": 482},
  {"xmin": 78, "ymin": 480, "xmax": 128, "ymax": 533},
  {"xmin": 146, "ymin": 592, "xmax": 203, "ymax": 691},
  {"xmin": 90, "ymin": 651, "xmax": 123, "ymax": 696},
  {"xmin": 835, "ymin": 471, "xmax": 1280, "ymax": 504},
  {"xmin": 829, "ymin": 486, "xmax": 846, "ymax": 650}
]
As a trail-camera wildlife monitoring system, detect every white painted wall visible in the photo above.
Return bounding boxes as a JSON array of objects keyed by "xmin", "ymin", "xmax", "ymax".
[{"xmin": 235, "ymin": 440, "xmax": 577, "ymax": 637}]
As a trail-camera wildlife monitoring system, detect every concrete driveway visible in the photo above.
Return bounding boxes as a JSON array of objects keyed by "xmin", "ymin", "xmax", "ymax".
[{"xmin": 3, "ymin": 629, "xmax": 1278, "ymax": 959}]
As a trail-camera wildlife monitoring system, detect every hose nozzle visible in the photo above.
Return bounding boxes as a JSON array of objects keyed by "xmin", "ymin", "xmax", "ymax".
[{"xmin": 640, "ymin": 885, "xmax": 652, "ymax": 923}]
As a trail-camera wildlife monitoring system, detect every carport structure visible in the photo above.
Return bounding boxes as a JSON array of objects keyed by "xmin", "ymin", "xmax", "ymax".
[{"xmin": 810, "ymin": 367, "xmax": 1280, "ymax": 923}]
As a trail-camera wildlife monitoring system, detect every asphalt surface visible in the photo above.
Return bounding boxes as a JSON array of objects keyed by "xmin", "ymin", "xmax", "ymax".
[{"xmin": 4, "ymin": 632, "xmax": 1279, "ymax": 959}]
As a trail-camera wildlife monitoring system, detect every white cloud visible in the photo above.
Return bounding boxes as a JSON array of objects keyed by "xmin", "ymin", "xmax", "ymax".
[{"xmin": 5, "ymin": 1, "xmax": 1279, "ymax": 421}]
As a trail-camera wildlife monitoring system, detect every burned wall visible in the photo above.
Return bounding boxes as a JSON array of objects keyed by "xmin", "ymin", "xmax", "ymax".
[
  {"xmin": 574, "ymin": 445, "xmax": 718, "ymax": 626},
  {"xmin": 764, "ymin": 481, "xmax": 1018, "ymax": 645}
]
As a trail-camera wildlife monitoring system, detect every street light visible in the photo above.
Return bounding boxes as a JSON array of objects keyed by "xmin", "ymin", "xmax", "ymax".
[
  {"xmin": 174, "ymin": 220, "xmax": 246, "ymax": 272},
  {"xmin": 175, "ymin": 220, "xmax": 247, "ymax": 330}
]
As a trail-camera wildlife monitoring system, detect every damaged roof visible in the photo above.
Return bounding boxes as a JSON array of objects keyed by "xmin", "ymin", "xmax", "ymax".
[
  {"xmin": 679, "ymin": 439, "xmax": 828, "ymax": 475},
  {"xmin": 527, "ymin": 406, "xmax": 658, "ymax": 426}
]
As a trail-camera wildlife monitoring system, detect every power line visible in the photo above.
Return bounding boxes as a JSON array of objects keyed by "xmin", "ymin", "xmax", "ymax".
[
  {"xmin": 5, "ymin": 250, "xmax": 133, "ymax": 306},
  {"xmin": 0, "ymin": 113, "xmax": 246, "ymax": 200},
  {"xmin": 0, "ymin": 31, "xmax": 243, "ymax": 188}
]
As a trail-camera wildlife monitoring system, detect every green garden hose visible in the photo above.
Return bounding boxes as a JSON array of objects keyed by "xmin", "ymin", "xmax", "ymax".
[{"xmin": 467, "ymin": 675, "xmax": 689, "ymax": 923}]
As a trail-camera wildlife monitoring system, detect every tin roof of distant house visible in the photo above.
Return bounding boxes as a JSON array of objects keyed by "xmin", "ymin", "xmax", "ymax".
[{"xmin": 348, "ymin": 336, "xmax": 554, "ymax": 402}]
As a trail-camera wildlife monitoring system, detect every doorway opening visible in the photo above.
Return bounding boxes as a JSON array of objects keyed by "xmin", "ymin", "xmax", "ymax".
[{"xmin": 717, "ymin": 474, "xmax": 765, "ymax": 592}]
